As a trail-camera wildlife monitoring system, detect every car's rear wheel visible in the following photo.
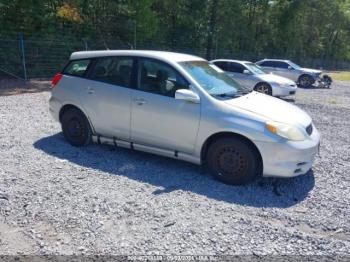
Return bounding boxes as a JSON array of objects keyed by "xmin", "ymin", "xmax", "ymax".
[
  {"xmin": 254, "ymin": 83, "xmax": 272, "ymax": 95},
  {"xmin": 298, "ymin": 74, "xmax": 314, "ymax": 88},
  {"xmin": 206, "ymin": 137, "xmax": 259, "ymax": 185},
  {"xmin": 61, "ymin": 108, "xmax": 92, "ymax": 146}
]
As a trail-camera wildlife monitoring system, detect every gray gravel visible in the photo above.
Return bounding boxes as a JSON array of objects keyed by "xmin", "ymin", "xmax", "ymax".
[{"xmin": 0, "ymin": 81, "xmax": 349, "ymax": 256}]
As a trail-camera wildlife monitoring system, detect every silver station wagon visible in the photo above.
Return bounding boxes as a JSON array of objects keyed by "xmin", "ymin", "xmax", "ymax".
[{"xmin": 49, "ymin": 50, "xmax": 320, "ymax": 185}]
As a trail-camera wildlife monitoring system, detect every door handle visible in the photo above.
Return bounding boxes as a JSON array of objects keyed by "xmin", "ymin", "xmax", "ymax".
[
  {"xmin": 134, "ymin": 98, "xmax": 146, "ymax": 105},
  {"xmin": 86, "ymin": 87, "xmax": 95, "ymax": 94}
]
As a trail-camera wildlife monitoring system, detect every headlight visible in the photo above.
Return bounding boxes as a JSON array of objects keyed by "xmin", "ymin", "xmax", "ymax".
[
  {"xmin": 280, "ymin": 83, "xmax": 295, "ymax": 88},
  {"xmin": 272, "ymin": 82, "xmax": 291, "ymax": 88},
  {"xmin": 266, "ymin": 121, "xmax": 308, "ymax": 141}
]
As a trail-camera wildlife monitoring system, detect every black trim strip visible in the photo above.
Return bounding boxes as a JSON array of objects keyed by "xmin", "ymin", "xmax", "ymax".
[
  {"xmin": 174, "ymin": 151, "xmax": 178, "ymax": 157},
  {"xmin": 130, "ymin": 142, "xmax": 134, "ymax": 150},
  {"xmin": 113, "ymin": 137, "xmax": 117, "ymax": 147},
  {"xmin": 97, "ymin": 135, "xmax": 101, "ymax": 144}
]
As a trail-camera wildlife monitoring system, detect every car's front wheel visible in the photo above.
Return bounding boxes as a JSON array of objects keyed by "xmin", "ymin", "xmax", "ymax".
[
  {"xmin": 206, "ymin": 137, "xmax": 260, "ymax": 185},
  {"xmin": 61, "ymin": 107, "xmax": 92, "ymax": 147},
  {"xmin": 254, "ymin": 83, "xmax": 272, "ymax": 95},
  {"xmin": 298, "ymin": 74, "xmax": 314, "ymax": 88}
]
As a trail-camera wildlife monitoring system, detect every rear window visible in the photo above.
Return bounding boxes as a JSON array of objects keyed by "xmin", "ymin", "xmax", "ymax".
[
  {"xmin": 260, "ymin": 60, "xmax": 288, "ymax": 69},
  {"xmin": 260, "ymin": 61, "xmax": 274, "ymax": 67},
  {"xmin": 227, "ymin": 62, "xmax": 245, "ymax": 73},
  {"xmin": 90, "ymin": 57, "xmax": 134, "ymax": 87},
  {"xmin": 213, "ymin": 61, "xmax": 228, "ymax": 71},
  {"xmin": 64, "ymin": 59, "xmax": 91, "ymax": 76}
]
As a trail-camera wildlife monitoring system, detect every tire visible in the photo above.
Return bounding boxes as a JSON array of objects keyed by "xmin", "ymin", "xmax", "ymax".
[
  {"xmin": 206, "ymin": 137, "xmax": 259, "ymax": 185},
  {"xmin": 61, "ymin": 108, "xmax": 92, "ymax": 147},
  {"xmin": 322, "ymin": 75, "xmax": 332, "ymax": 88},
  {"xmin": 323, "ymin": 75, "xmax": 332, "ymax": 83},
  {"xmin": 298, "ymin": 74, "xmax": 314, "ymax": 88},
  {"xmin": 254, "ymin": 83, "xmax": 272, "ymax": 95}
]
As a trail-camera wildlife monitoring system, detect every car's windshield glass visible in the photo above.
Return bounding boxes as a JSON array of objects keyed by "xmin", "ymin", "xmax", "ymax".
[
  {"xmin": 178, "ymin": 60, "xmax": 249, "ymax": 97},
  {"xmin": 288, "ymin": 60, "xmax": 302, "ymax": 69},
  {"xmin": 244, "ymin": 62, "xmax": 266, "ymax": 75}
]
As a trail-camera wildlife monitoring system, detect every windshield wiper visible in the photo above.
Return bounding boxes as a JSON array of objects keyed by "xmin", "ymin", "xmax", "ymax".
[
  {"xmin": 212, "ymin": 92, "xmax": 240, "ymax": 98},
  {"xmin": 212, "ymin": 88, "xmax": 253, "ymax": 99},
  {"xmin": 236, "ymin": 89, "xmax": 253, "ymax": 95}
]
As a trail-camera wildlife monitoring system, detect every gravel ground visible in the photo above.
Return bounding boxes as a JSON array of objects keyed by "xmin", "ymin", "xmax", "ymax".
[
  {"xmin": 0, "ymin": 78, "xmax": 51, "ymax": 96},
  {"xmin": 0, "ymin": 81, "xmax": 349, "ymax": 257}
]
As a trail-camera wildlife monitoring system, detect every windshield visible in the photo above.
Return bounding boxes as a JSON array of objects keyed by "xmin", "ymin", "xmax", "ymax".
[
  {"xmin": 179, "ymin": 60, "xmax": 249, "ymax": 97},
  {"xmin": 244, "ymin": 62, "xmax": 266, "ymax": 75},
  {"xmin": 288, "ymin": 60, "xmax": 302, "ymax": 70}
]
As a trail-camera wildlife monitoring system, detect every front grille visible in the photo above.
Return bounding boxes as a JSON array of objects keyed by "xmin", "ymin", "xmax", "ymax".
[
  {"xmin": 289, "ymin": 91, "xmax": 296, "ymax": 95},
  {"xmin": 306, "ymin": 124, "xmax": 313, "ymax": 135}
]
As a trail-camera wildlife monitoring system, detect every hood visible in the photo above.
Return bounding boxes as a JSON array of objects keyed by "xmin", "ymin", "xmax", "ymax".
[
  {"xmin": 257, "ymin": 73, "xmax": 296, "ymax": 85},
  {"xmin": 301, "ymin": 68, "xmax": 322, "ymax": 75},
  {"xmin": 224, "ymin": 92, "xmax": 311, "ymax": 126}
]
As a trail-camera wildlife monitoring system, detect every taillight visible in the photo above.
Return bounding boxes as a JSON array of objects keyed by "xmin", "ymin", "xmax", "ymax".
[{"xmin": 51, "ymin": 73, "xmax": 63, "ymax": 87}]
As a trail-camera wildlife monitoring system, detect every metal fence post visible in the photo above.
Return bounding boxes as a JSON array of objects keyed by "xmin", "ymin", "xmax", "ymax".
[
  {"xmin": 19, "ymin": 33, "xmax": 27, "ymax": 81},
  {"xmin": 83, "ymin": 39, "xmax": 88, "ymax": 51}
]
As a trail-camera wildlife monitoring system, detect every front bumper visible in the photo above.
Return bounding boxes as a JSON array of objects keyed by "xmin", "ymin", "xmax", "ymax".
[
  {"xmin": 272, "ymin": 84, "xmax": 298, "ymax": 97},
  {"xmin": 49, "ymin": 96, "xmax": 61, "ymax": 122},
  {"xmin": 314, "ymin": 74, "xmax": 332, "ymax": 88},
  {"xmin": 254, "ymin": 126, "xmax": 320, "ymax": 178}
]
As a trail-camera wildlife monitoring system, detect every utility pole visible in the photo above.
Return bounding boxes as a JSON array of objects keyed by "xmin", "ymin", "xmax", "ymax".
[
  {"xmin": 19, "ymin": 33, "xmax": 27, "ymax": 81},
  {"xmin": 133, "ymin": 20, "xmax": 137, "ymax": 49},
  {"xmin": 206, "ymin": 0, "xmax": 219, "ymax": 60}
]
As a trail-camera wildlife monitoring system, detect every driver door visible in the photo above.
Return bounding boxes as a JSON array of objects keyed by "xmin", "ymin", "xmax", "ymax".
[{"xmin": 130, "ymin": 58, "xmax": 200, "ymax": 154}]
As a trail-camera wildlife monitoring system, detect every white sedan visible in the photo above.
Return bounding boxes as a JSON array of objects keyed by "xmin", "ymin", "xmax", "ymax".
[{"xmin": 211, "ymin": 59, "xmax": 297, "ymax": 97}]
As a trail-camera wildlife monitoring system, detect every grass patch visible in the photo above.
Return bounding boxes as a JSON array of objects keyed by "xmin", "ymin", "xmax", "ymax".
[{"xmin": 327, "ymin": 71, "xmax": 350, "ymax": 81}]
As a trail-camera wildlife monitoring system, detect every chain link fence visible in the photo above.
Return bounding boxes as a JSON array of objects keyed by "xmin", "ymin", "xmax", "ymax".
[
  {"xmin": 1, "ymin": 34, "xmax": 349, "ymax": 80},
  {"xmin": 0, "ymin": 38, "xmax": 24, "ymax": 79}
]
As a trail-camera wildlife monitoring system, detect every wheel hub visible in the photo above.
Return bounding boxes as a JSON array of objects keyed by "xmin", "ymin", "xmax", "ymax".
[
  {"xmin": 300, "ymin": 76, "xmax": 311, "ymax": 86},
  {"xmin": 217, "ymin": 147, "xmax": 246, "ymax": 175},
  {"xmin": 256, "ymin": 85, "xmax": 269, "ymax": 94},
  {"xmin": 67, "ymin": 118, "xmax": 83, "ymax": 138}
]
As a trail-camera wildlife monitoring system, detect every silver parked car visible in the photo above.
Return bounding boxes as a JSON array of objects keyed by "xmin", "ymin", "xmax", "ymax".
[
  {"xmin": 49, "ymin": 50, "xmax": 320, "ymax": 185},
  {"xmin": 256, "ymin": 59, "xmax": 332, "ymax": 88},
  {"xmin": 211, "ymin": 59, "xmax": 297, "ymax": 97}
]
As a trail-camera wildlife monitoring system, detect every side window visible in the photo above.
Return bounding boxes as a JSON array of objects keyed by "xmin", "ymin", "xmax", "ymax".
[
  {"xmin": 227, "ymin": 62, "xmax": 245, "ymax": 73},
  {"xmin": 138, "ymin": 58, "xmax": 189, "ymax": 98},
  {"xmin": 64, "ymin": 59, "xmax": 91, "ymax": 76},
  {"xmin": 213, "ymin": 61, "xmax": 228, "ymax": 71},
  {"xmin": 90, "ymin": 57, "xmax": 134, "ymax": 87},
  {"xmin": 275, "ymin": 61, "xmax": 289, "ymax": 69},
  {"xmin": 260, "ymin": 61, "xmax": 274, "ymax": 67}
]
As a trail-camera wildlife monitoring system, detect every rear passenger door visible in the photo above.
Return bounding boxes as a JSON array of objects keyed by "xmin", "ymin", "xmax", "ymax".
[{"xmin": 80, "ymin": 56, "xmax": 135, "ymax": 140}]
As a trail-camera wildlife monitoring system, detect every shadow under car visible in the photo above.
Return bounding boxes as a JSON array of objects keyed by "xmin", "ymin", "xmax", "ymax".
[{"xmin": 34, "ymin": 133, "xmax": 315, "ymax": 208}]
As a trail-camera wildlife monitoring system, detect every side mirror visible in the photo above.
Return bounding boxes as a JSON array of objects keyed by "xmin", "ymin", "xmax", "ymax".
[
  {"xmin": 243, "ymin": 69, "xmax": 251, "ymax": 74},
  {"xmin": 288, "ymin": 66, "xmax": 293, "ymax": 70},
  {"xmin": 175, "ymin": 89, "xmax": 200, "ymax": 103}
]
